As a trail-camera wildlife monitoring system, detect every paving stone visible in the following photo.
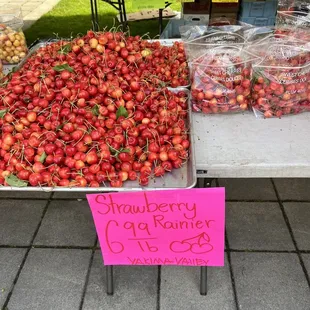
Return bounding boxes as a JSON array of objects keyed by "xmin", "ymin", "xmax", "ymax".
[
  {"xmin": 273, "ymin": 178, "xmax": 310, "ymax": 201},
  {"xmin": 34, "ymin": 200, "xmax": 96, "ymax": 247},
  {"xmin": 231, "ymin": 253, "xmax": 310, "ymax": 310},
  {"xmin": 21, "ymin": 3, "xmax": 38, "ymax": 8},
  {"xmin": 24, "ymin": 0, "xmax": 44, "ymax": 4},
  {"xmin": 0, "ymin": 200, "xmax": 46, "ymax": 246},
  {"xmin": 35, "ymin": 2, "xmax": 54, "ymax": 10},
  {"xmin": 226, "ymin": 202, "xmax": 294, "ymax": 250},
  {"xmin": 7, "ymin": 0, "xmax": 27, "ymax": 3},
  {"xmin": 23, "ymin": 12, "xmax": 43, "ymax": 20},
  {"xmin": 0, "ymin": 190, "xmax": 51, "ymax": 199},
  {"xmin": 83, "ymin": 251, "xmax": 157, "ymax": 310},
  {"xmin": 0, "ymin": 248, "xmax": 27, "ymax": 308},
  {"xmin": 21, "ymin": 10, "xmax": 32, "ymax": 17},
  {"xmin": 29, "ymin": 3, "xmax": 56, "ymax": 18},
  {"xmin": 218, "ymin": 178, "xmax": 277, "ymax": 200},
  {"xmin": 8, "ymin": 248, "xmax": 91, "ymax": 310},
  {"xmin": 301, "ymin": 254, "xmax": 310, "ymax": 275},
  {"xmin": 284, "ymin": 203, "xmax": 310, "ymax": 250},
  {"xmin": 160, "ymin": 254, "xmax": 235, "ymax": 310}
]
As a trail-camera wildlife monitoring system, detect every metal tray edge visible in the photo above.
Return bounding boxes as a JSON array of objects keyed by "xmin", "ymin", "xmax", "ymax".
[{"xmin": 0, "ymin": 41, "xmax": 196, "ymax": 192}]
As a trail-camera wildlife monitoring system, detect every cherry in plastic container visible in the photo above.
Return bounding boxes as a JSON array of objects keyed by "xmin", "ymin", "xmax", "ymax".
[
  {"xmin": 190, "ymin": 46, "xmax": 257, "ymax": 114},
  {"xmin": 251, "ymin": 44, "xmax": 310, "ymax": 118}
]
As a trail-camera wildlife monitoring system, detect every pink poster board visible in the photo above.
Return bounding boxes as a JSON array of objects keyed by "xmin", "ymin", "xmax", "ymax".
[{"xmin": 87, "ymin": 188, "xmax": 225, "ymax": 266}]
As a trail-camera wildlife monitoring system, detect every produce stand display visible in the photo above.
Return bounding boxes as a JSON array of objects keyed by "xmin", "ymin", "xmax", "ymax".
[
  {"xmin": 0, "ymin": 4, "xmax": 309, "ymax": 296},
  {"xmin": 1, "ymin": 25, "xmax": 310, "ymax": 184}
]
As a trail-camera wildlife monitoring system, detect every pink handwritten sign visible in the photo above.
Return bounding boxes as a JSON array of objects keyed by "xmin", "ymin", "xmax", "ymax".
[{"xmin": 87, "ymin": 188, "xmax": 225, "ymax": 266}]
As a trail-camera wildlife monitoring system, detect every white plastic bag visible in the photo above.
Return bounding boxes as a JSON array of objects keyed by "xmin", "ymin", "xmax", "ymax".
[
  {"xmin": 190, "ymin": 45, "xmax": 258, "ymax": 114},
  {"xmin": 0, "ymin": 7, "xmax": 28, "ymax": 64},
  {"xmin": 275, "ymin": 11, "xmax": 310, "ymax": 41},
  {"xmin": 251, "ymin": 44, "xmax": 310, "ymax": 118}
]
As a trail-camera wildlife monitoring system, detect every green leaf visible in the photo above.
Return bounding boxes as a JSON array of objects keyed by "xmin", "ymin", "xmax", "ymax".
[
  {"xmin": 109, "ymin": 147, "xmax": 116, "ymax": 155},
  {"xmin": 92, "ymin": 105, "xmax": 99, "ymax": 116},
  {"xmin": 0, "ymin": 109, "xmax": 7, "ymax": 119},
  {"xmin": 116, "ymin": 106, "xmax": 128, "ymax": 119},
  {"xmin": 58, "ymin": 44, "xmax": 72, "ymax": 55},
  {"xmin": 39, "ymin": 152, "xmax": 47, "ymax": 163},
  {"xmin": 5, "ymin": 69, "xmax": 15, "ymax": 82},
  {"xmin": 0, "ymin": 80, "xmax": 9, "ymax": 87},
  {"xmin": 120, "ymin": 148, "xmax": 130, "ymax": 153},
  {"xmin": 53, "ymin": 63, "xmax": 74, "ymax": 73},
  {"xmin": 56, "ymin": 123, "xmax": 64, "ymax": 131},
  {"xmin": 5, "ymin": 175, "xmax": 27, "ymax": 187}
]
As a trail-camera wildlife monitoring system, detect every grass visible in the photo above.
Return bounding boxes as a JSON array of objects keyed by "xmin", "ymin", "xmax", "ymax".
[{"xmin": 24, "ymin": 0, "xmax": 181, "ymax": 44}]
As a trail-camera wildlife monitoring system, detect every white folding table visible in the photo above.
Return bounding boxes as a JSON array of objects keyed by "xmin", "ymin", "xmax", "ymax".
[{"xmin": 193, "ymin": 112, "xmax": 310, "ymax": 178}]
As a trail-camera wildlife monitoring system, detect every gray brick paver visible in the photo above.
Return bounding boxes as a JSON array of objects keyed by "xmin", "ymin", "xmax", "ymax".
[
  {"xmin": 0, "ymin": 199, "xmax": 46, "ymax": 246},
  {"xmin": 284, "ymin": 203, "xmax": 310, "ymax": 250},
  {"xmin": 226, "ymin": 202, "xmax": 294, "ymax": 250},
  {"xmin": 273, "ymin": 178, "xmax": 310, "ymax": 200},
  {"xmin": 231, "ymin": 253, "xmax": 310, "ymax": 310},
  {"xmin": 0, "ymin": 248, "xmax": 27, "ymax": 309},
  {"xmin": 34, "ymin": 199, "xmax": 96, "ymax": 247},
  {"xmin": 83, "ymin": 251, "xmax": 157, "ymax": 310},
  {"xmin": 8, "ymin": 248, "xmax": 91, "ymax": 310},
  {"xmin": 219, "ymin": 178, "xmax": 277, "ymax": 200},
  {"xmin": 160, "ymin": 254, "xmax": 235, "ymax": 310},
  {"xmin": 1, "ymin": 178, "xmax": 310, "ymax": 310}
]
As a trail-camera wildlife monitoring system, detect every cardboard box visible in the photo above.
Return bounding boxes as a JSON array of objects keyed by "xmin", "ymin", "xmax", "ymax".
[
  {"xmin": 239, "ymin": 0, "xmax": 278, "ymax": 18},
  {"xmin": 182, "ymin": 1, "xmax": 211, "ymax": 14},
  {"xmin": 182, "ymin": 1, "xmax": 210, "ymax": 25},
  {"xmin": 210, "ymin": 12, "xmax": 239, "ymax": 24},
  {"xmin": 121, "ymin": 8, "xmax": 177, "ymax": 21},
  {"xmin": 211, "ymin": 0, "xmax": 239, "ymax": 3},
  {"xmin": 183, "ymin": 14, "xmax": 210, "ymax": 24},
  {"xmin": 211, "ymin": 12, "xmax": 238, "ymax": 18},
  {"xmin": 211, "ymin": 1, "xmax": 240, "ymax": 14},
  {"xmin": 239, "ymin": 15, "xmax": 276, "ymax": 25}
]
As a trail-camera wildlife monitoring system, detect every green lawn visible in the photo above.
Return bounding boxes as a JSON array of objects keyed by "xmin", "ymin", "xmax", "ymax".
[{"xmin": 24, "ymin": 0, "xmax": 181, "ymax": 44}]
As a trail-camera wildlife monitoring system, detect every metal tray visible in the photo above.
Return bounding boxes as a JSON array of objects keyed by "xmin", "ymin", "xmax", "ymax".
[{"xmin": 0, "ymin": 42, "xmax": 196, "ymax": 192}]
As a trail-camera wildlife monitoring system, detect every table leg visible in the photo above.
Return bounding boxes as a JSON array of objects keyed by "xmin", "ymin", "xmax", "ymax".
[
  {"xmin": 159, "ymin": 9, "xmax": 163, "ymax": 34},
  {"xmin": 200, "ymin": 266, "xmax": 207, "ymax": 296},
  {"xmin": 106, "ymin": 265, "xmax": 114, "ymax": 295},
  {"xmin": 90, "ymin": 0, "xmax": 96, "ymax": 31},
  {"xmin": 118, "ymin": 0, "xmax": 124, "ymax": 25},
  {"xmin": 198, "ymin": 177, "xmax": 214, "ymax": 295},
  {"xmin": 121, "ymin": 0, "xmax": 127, "ymax": 28},
  {"xmin": 93, "ymin": 0, "xmax": 99, "ymax": 31}
]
